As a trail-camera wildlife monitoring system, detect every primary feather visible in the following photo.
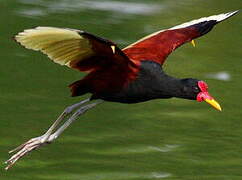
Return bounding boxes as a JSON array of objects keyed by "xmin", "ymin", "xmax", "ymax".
[{"xmin": 15, "ymin": 27, "xmax": 94, "ymax": 67}]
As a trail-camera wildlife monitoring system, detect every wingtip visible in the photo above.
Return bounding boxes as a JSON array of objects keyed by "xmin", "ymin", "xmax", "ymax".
[
  {"xmin": 217, "ymin": 10, "xmax": 240, "ymax": 22},
  {"xmin": 229, "ymin": 10, "xmax": 240, "ymax": 14},
  {"xmin": 226, "ymin": 10, "xmax": 240, "ymax": 17}
]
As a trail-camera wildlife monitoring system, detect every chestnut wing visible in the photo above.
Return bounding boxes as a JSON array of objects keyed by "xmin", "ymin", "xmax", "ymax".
[{"xmin": 123, "ymin": 11, "xmax": 238, "ymax": 65}]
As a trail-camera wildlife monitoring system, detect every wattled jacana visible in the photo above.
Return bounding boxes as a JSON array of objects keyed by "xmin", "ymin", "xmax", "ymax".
[{"xmin": 5, "ymin": 10, "xmax": 239, "ymax": 169}]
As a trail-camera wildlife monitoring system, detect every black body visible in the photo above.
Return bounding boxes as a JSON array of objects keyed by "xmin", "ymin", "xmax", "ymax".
[{"xmin": 93, "ymin": 61, "xmax": 200, "ymax": 103}]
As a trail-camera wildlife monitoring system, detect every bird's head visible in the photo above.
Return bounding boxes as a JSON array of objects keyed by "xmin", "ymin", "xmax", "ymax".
[{"xmin": 181, "ymin": 79, "xmax": 221, "ymax": 111}]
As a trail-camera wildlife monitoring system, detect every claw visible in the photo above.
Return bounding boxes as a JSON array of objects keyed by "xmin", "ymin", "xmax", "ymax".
[{"xmin": 191, "ymin": 40, "xmax": 196, "ymax": 47}]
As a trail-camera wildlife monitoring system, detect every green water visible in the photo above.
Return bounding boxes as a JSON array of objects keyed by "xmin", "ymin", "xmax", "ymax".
[{"xmin": 1, "ymin": 0, "xmax": 242, "ymax": 179}]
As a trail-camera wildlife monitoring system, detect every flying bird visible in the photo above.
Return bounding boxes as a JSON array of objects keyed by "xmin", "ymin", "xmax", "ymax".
[{"xmin": 5, "ymin": 10, "xmax": 239, "ymax": 170}]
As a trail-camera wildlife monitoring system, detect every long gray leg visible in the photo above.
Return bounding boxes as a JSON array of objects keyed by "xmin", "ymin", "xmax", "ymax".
[
  {"xmin": 48, "ymin": 100, "xmax": 103, "ymax": 141},
  {"xmin": 5, "ymin": 99, "xmax": 103, "ymax": 170},
  {"xmin": 43, "ymin": 98, "xmax": 91, "ymax": 138},
  {"xmin": 8, "ymin": 98, "xmax": 90, "ymax": 154}
]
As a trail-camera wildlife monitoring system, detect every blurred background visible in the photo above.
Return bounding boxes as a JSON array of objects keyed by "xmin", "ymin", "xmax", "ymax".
[{"xmin": 1, "ymin": 0, "xmax": 241, "ymax": 179}]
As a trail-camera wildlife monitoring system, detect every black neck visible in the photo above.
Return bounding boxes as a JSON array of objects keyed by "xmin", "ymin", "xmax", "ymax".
[
  {"xmin": 155, "ymin": 73, "xmax": 185, "ymax": 98},
  {"xmin": 138, "ymin": 61, "xmax": 197, "ymax": 100}
]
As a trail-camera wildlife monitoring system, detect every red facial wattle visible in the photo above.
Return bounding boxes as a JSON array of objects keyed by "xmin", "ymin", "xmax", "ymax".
[
  {"xmin": 198, "ymin": 80, "xmax": 208, "ymax": 92},
  {"xmin": 197, "ymin": 91, "xmax": 213, "ymax": 102},
  {"xmin": 196, "ymin": 81, "xmax": 222, "ymax": 111},
  {"xmin": 196, "ymin": 81, "xmax": 212, "ymax": 102}
]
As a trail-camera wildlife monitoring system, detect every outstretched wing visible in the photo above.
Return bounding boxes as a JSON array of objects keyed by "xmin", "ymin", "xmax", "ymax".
[
  {"xmin": 15, "ymin": 27, "xmax": 132, "ymax": 72},
  {"xmin": 123, "ymin": 10, "xmax": 239, "ymax": 65}
]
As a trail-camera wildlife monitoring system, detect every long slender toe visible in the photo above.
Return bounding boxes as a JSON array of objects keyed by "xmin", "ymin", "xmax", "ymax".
[{"xmin": 5, "ymin": 135, "xmax": 52, "ymax": 170}]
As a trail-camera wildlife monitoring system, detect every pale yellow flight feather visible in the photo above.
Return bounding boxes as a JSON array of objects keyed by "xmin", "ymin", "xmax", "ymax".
[{"xmin": 15, "ymin": 27, "xmax": 95, "ymax": 67}]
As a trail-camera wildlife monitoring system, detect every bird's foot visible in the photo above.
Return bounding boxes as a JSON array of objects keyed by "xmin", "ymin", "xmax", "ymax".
[{"xmin": 5, "ymin": 135, "xmax": 54, "ymax": 170}]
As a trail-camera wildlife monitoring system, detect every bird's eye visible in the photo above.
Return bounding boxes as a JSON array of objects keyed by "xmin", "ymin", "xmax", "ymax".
[{"xmin": 193, "ymin": 87, "xmax": 200, "ymax": 92}]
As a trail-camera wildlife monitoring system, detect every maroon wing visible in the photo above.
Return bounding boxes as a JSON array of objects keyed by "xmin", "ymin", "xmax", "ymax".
[{"xmin": 123, "ymin": 11, "xmax": 238, "ymax": 65}]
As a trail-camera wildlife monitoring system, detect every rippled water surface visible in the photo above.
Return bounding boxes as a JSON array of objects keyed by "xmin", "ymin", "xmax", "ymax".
[{"xmin": 1, "ymin": 0, "xmax": 242, "ymax": 179}]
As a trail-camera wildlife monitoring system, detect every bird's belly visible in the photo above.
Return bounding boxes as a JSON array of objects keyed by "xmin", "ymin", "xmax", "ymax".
[
  {"xmin": 98, "ymin": 90, "xmax": 172, "ymax": 103},
  {"xmin": 98, "ymin": 93, "xmax": 155, "ymax": 103}
]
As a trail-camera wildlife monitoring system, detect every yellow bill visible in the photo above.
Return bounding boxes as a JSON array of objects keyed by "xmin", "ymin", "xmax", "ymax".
[{"xmin": 204, "ymin": 98, "xmax": 222, "ymax": 111}]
